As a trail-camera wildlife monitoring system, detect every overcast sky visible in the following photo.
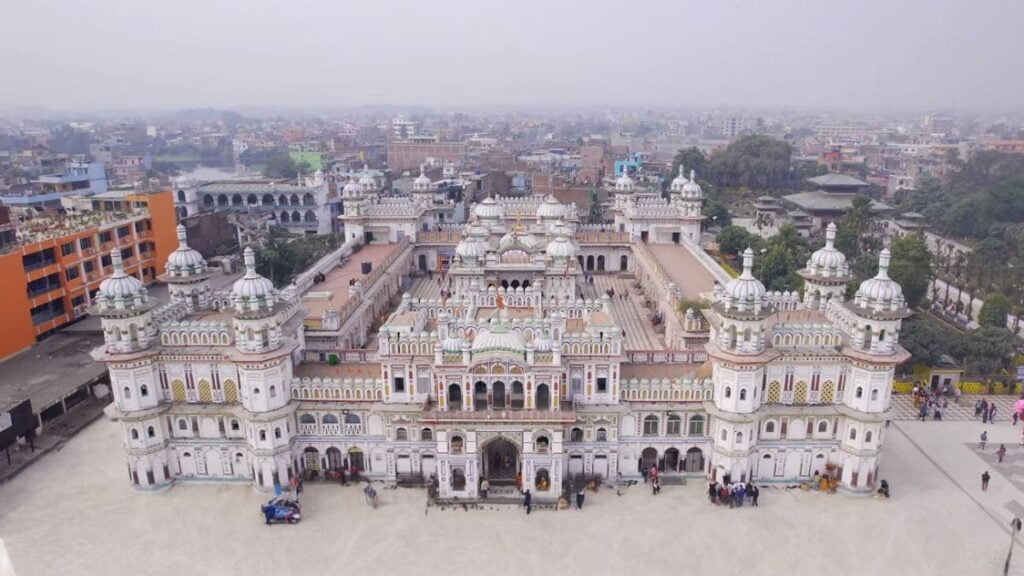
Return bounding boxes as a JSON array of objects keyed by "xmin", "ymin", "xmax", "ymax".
[{"xmin": 1, "ymin": 0, "xmax": 1022, "ymax": 113}]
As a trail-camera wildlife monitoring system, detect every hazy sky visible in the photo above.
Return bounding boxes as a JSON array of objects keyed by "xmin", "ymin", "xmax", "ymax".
[{"xmin": 1, "ymin": 0, "xmax": 1022, "ymax": 113}]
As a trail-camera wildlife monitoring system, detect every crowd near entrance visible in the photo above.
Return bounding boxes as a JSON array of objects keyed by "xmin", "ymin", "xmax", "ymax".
[{"xmin": 483, "ymin": 438, "xmax": 519, "ymax": 484}]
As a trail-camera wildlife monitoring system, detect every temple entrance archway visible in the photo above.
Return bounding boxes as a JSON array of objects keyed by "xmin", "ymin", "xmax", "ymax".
[
  {"xmin": 448, "ymin": 384, "xmax": 463, "ymax": 410},
  {"xmin": 493, "ymin": 381, "xmax": 507, "ymax": 408},
  {"xmin": 664, "ymin": 448, "xmax": 680, "ymax": 472},
  {"xmin": 685, "ymin": 447, "xmax": 704, "ymax": 473},
  {"xmin": 536, "ymin": 384, "xmax": 550, "ymax": 410},
  {"xmin": 483, "ymin": 438, "xmax": 519, "ymax": 484},
  {"xmin": 640, "ymin": 447, "xmax": 658, "ymax": 473}
]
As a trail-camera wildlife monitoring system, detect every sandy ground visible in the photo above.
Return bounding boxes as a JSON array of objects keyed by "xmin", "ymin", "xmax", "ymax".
[{"xmin": 2, "ymin": 418, "xmax": 1024, "ymax": 576}]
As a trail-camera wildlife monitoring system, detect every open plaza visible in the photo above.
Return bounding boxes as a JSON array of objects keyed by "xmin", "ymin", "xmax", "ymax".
[{"xmin": 3, "ymin": 410, "xmax": 1024, "ymax": 576}]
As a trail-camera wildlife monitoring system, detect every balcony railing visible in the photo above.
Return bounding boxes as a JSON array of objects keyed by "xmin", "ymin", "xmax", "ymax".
[{"xmin": 344, "ymin": 424, "xmax": 364, "ymax": 435}]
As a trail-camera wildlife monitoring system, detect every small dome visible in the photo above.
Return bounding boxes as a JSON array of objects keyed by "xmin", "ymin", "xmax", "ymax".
[
  {"xmin": 546, "ymin": 235, "xmax": 576, "ymax": 260},
  {"xmin": 499, "ymin": 229, "xmax": 539, "ymax": 252},
  {"xmin": 547, "ymin": 219, "xmax": 572, "ymax": 238},
  {"xmin": 413, "ymin": 165, "xmax": 432, "ymax": 192},
  {"xmin": 442, "ymin": 334, "xmax": 465, "ymax": 353},
  {"xmin": 614, "ymin": 169, "xmax": 635, "ymax": 192},
  {"xmin": 805, "ymin": 222, "xmax": 849, "ymax": 279},
  {"xmin": 166, "ymin": 224, "xmax": 207, "ymax": 277},
  {"xmin": 531, "ymin": 329, "xmax": 553, "ymax": 352},
  {"xmin": 98, "ymin": 249, "xmax": 146, "ymax": 307},
  {"xmin": 474, "ymin": 196, "xmax": 504, "ymax": 220},
  {"xmin": 456, "ymin": 236, "xmax": 487, "ymax": 261},
  {"xmin": 342, "ymin": 178, "xmax": 363, "ymax": 197},
  {"xmin": 722, "ymin": 248, "xmax": 766, "ymax": 312},
  {"xmin": 669, "ymin": 164, "xmax": 689, "ymax": 193},
  {"xmin": 358, "ymin": 164, "xmax": 377, "ymax": 191},
  {"xmin": 853, "ymin": 249, "xmax": 906, "ymax": 312},
  {"xmin": 471, "ymin": 321, "xmax": 524, "ymax": 355},
  {"xmin": 682, "ymin": 169, "xmax": 703, "ymax": 198},
  {"xmin": 231, "ymin": 247, "xmax": 275, "ymax": 311},
  {"xmin": 536, "ymin": 194, "xmax": 566, "ymax": 220}
]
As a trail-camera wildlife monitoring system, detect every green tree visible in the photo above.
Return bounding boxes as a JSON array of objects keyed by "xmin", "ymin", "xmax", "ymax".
[
  {"xmin": 717, "ymin": 226, "xmax": 757, "ymax": 257},
  {"xmin": 956, "ymin": 326, "xmax": 1016, "ymax": 378},
  {"xmin": 899, "ymin": 315, "xmax": 958, "ymax": 367},
  {"xmin": 978, "ymin": 292, "xmax": 1011, "ymax": 328},
  {"xmin": 670, "ymin": 147, "xmax": 708, "ymax": 182},
  {"xmin": 888, "ymin": 234, "xmax": 933, "ymax": 309},
  {"xmin": 706, "ymin": 135, "xmax": 793, "ymax": 190}
]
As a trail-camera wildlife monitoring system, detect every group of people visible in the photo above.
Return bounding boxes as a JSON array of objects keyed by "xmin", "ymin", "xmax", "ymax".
[
  {"xmin": 811, "ymin": 471, "xmax": 839, "ymax": 494},
  {"xmin": 916, "ymin": 389, "xmax": 949, "ymax": 421},
  {"xmin": 707, "ymin": 481, "xmax": 759, "ymax": 507},
  {"xmin": 974, "ymin": 398, "xmax": 999, "ymax": 423}
]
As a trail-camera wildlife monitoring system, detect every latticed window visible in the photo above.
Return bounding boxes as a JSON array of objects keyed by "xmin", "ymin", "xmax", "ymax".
[
  {"xmin": 767, "ymin": 382, "xmax": 781, "ymax": 403},
  {"xmin": 687, "ymin": 415, "xmax": 704, "ymax": 436},
  {"xmin": 667, "ymin": 415, "xmax": 682, "ymax": 435},
  {"xmin": 643, "ymin": 415, "xmax": 659, "ymax": 436},
  {"xmin": 794, "ymin": 381, "xmax": 808, "ymax": 404},
  {"xmin": 821, "ymin": 381, "xmax": 835, "ymax": 403}
]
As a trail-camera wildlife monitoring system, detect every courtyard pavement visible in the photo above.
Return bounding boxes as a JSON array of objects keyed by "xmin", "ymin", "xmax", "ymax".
[{"xmin": 3, "ymin": 418, "xmax": 1024, "ymax": 575}]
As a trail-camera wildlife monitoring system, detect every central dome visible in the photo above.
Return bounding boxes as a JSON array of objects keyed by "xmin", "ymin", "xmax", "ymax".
[
  {"xmin": 536, "ymin": 194, "xmax": 566, "ymax": 220},
  {"xmin": 472, "ymin": 322, "xmax": 524, "ymax": 355}
]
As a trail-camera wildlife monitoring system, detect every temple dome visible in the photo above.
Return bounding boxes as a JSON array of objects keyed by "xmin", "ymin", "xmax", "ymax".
[
  {"xmin": 546, "ymin": 235, "xmax": 576, "ymax": 260},
  {"xmin": 455, "ymin": 237, "xmax": 487, "ymax": 261},
  {"xmin": 358, "ymin": 165, "xmax": 377, "ymax": 191},
  {"xmin": 413, "ymin": 165, "xmax": 432, "ymax": 192},
  {"xmin": 231, "ymin": 247, "xmax": 275, "ymax": 309},
  {"xmin": 853, "ymin": 249, "xmax": 906, "ymax": 312},
  {"xmin": 670, "ymin": 165, "xmax": 689, "ymax": 193},
  {"xmin": 166, "ymin": 224, "xmax": 206, "ymax": 277},
  {"xmin": 474, "ymin": 196, "xmax": 504, "ymax": 220},
  {"xmin": 805, "ymin": 222, "xmax": 849, "ymax": 279},
  {"xmin": 722, "ymin": 248, "xmax": 766, "ymax": 311},
  {"xmin": 614, "ymin": 169, "xmax": 635, "ymax": 192},
  {"xmin": 471, "ymin": 321, "xmax": 524, "ymax": 355},
  {"xmin": 98, "ymin": 250, "xmax": 146, "ymax": 306},
  {"xmin": 536, "ymin": 194, "xmax": 566, "ymax": 220}
]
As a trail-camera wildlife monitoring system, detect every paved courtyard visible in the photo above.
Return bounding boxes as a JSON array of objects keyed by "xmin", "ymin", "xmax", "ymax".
[{"xmin": 2, "ymin": 418, "xmax": 1024, "ymax": 576}]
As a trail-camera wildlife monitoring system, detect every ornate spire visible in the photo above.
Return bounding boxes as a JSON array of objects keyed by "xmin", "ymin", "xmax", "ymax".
[
  {"xmin": 825, "ymin": 221, "xmax": 837, "ymax": 247},
  {"xmin": 690, "ymin": 169, "xmax": 696, "ymax": 183},
  {"xmin": 876, "ymin": 248, "xmax": 891, "ymax": 279},
  {"xmin": 741, "ymin": 247, "xmax": 755, "ymax": 278},
  {"xmin": 176, "ymin": 224, "xmax": 188, "ymax": 248},
  {"xmin": 111, "ymin": 248, "xmax": 125, "ymax": 273},
  {"xmin": 243, "ymin": 247, "xmax": 258, "ymax": 276}
]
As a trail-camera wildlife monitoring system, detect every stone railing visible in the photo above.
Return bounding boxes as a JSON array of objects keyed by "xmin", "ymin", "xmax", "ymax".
[
  {"xmin": 418, "ymin": 230, "xmax": 462, "ymax": 244},
  {"xmin": 619, "ymin": 377, "xmax": 713, "ymax": 402},
  {"xmin": 576, "ymin": 231, "xmax": 631, "ymax": 244},
  {"xmin": 160, "ymin": 321, "xmax": 233, "ymax": 347},
  {"xmin": 153, "ymin": 300, "xmax": 190, "ymax": 324},
  {"xmin": 681, "ymin": 239, "xmax": 731, "ymax": 286},
  {"xmin": 291, "ymin": 376, "xmax": 385, "ymax": 402}
]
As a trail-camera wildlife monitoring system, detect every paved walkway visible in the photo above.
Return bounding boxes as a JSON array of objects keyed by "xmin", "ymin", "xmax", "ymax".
[
  {"xmin": 592, "ymin": 275, "xmax": 664, "ymax": 350},
  {"xmin": 891, "ymin": 394, "xmax": 1020, "ymax": 422},
  {"xmin": 407, "ymin": 276, "xmax": 444, "ymax": 300}
]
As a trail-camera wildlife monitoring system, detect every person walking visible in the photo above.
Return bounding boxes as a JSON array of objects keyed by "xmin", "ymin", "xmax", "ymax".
[
  {"xmin": 576, "ymin": 486, "xmax": 585, "ymax": 510},
  {"xmin": 750, "ymin": 484, "xmax": 760, "ymax": 507},
  {"xmin": 708, "ymin": 482, "xmax": 718, "ymax": 505},
  {"xmin": 982, "ymin": 399, "xmax": 990, "ymax": 423},
  {"xmin": 480, "ymin": 479, "xmax": 490, "ymax": 500},
  {"xmin": 652, "ymin": 479, "xmax": 661, "ymax": 496},
  {"xmin": 976, "ymin": 399, "xmax": 983, "ymax": 418},
  {"xmin": 523, "ymin": 490, "xmax": 532, "ymax": 515},
  {"xmin": 982, "ymin": 471, "xmax": 991, "ymax": 491},
  {"xmin": 991, "ymin": 405, "xmax": 998, "ymax": 423},
  {"xmin": 981, "ymin": 431, "xmax": 989, "ymax": 450},
  {"xmin": 998, "ymin": 444, "xmax": 1007, "ymax": 463}
]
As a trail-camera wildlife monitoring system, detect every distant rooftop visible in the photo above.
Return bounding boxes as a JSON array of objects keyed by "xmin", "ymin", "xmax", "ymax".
[
  {"xmin": 783, "ymin": 191, "xmax": 890, "ymax": 213},
  {"xmin": 807, "ymin": 174, "xmax": 869, "ymax": 188}
]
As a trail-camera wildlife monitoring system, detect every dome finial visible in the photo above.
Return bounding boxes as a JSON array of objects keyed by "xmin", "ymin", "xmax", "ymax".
[
  {"xmin": 741, "ymin": 247, "xmax": 755, "ymax": 278},
  {"xmin": 176, "ymin": 224, "xmax": 188, "ymax": 247},
  {"xmin": 690, "ymin": 169, "xmax": 696, "ymax": 182},
  {"xmin": 825, "ymin": 222, "xmax": 837, "ymax": 247},
  {"xmin": 243, "ymin": 247, "xmax": 257, "ymax": 276},
  {"xmin": 679, "ymin": 163, "xmax": 686, "ymax": 177},
  {"xmin": 111, "ymin": 248, "xmax": 125, "ymax": 273},
  {"xmin": 877, "ymin": 248, "xmax": 891, "ymax": 279}
]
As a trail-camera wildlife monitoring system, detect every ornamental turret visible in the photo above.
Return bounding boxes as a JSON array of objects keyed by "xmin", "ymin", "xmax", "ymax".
[
  {"xmin": 230, "ymin": 247, "xmax": 282, "ymax": 354},
  {"xmin": 799, "ymin": 222, "xmax": 851, "ymax": 310},
  {"xmin": 161, "ymin": 224, "xmax": 212, "ymax": 312},
  {"xmin": 95, "ymin": 249, "xmax": 156, "ymax": 354}
]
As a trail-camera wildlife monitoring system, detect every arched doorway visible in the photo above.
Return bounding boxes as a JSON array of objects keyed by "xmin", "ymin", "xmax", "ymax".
[
  {"xmin": 597, "ymin": 255, "xmax": 605, "ymax": 271},
  {"xmin": 684, "ymin": 447, "xmax": 704, "ymax": 472},
  {"xmin": 451, "ymin": 467, "xmax": 467, "ymax": 491},
  {"xmin": 448, "ymin": 384, "xmax": 463, "ymax": 410},
  {"xmin": 474, "ymin": 381, "xmax": 488, "ymax": 411},
  {"xmin": 640, "ymin": 447, "xmax": 658, "ymax": 473},
  {"xmin": 303, "ymin": 447, "xmax": 320, "ymax": 471},
  {"xmin": 758, "ymin": 453, "xmax": 775, "ymax": 479},
  {"xmin": 535, "ymin": 384, "xmax": 550, "ymax": 410},
  {"xmin": 348, "ymin": 447, "xmax": 365, "ymax": 473},
  {"xmin": 483, "ymin": 438, "xmax": 519, "ymax": 484},
  {"xmin": 620, "ymin": 254, "xmax": 628, "ymax": 271},
  {"xmin": 664, "ymin": 448, "xmax": 680, "ymax": 472},
  {"xmin": 586, "ymin": 255, "xmax": 595, "ymax": 271},
  {"xmin": 326, "ymin": 447, "xmax": 343, "ymax": 470},
  {"xmin": 180, "ymin": 451, "xmax": 196, "ymax": 476},
  {"xmin": 493, "ymin": 381, "xmax": 506, "ymax": 408}
]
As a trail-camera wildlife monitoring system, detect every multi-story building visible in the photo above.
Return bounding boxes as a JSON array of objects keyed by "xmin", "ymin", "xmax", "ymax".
[
  {"xmin": 1, "ymin": 161, "xmax": 108, "ymax": 207},
  {"xmin": 95, "ymin": 169, "xmax": 907, "ymax": 501},
  {"xmin": 173, "ymin": 171, "xmax": 339, "ymax": 236},
  {"xmin": 0, "ymin": 189, "xmax": 177, "ymax": 359},
  {"xmin": 387, "ymin": 142, "xmax": 466, "ymax": 172}
]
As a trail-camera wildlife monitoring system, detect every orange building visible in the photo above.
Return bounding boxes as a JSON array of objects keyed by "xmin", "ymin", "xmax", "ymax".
[{"xmin": 0, "ymin": 188, "xmax": 178, "ymax": 360}]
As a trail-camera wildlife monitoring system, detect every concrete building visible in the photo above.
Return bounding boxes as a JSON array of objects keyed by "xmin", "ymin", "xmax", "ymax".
[
  {"xmin": 0, "ymin": 189, "xmax": 177, "ymax": 360},
  {"xmin": 387, "ymin": 142, "xmax": 467, "ymax": 172}
]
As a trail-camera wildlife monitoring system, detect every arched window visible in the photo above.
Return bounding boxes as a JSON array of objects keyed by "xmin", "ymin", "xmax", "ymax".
[
  {"xmin": 421, "ymin": 428, "xmax": 433, "ymax": 441},
  {"xmin": 230, "ymin": 419, "xmax": 240, "ymax": 431},
  {"xmin": 765, "ymin": 421, "xmax": 776, "ymax": 433},
  {"xmin": 269, "ymin": 385, "xmax": 277, "ymax": 398},
  {"xmin": 147, "ymin": 426, "xmax": 155, "ymax": 438},
  {"xmin": 259, "ymin": 430, "xmax": 267, "ymax": 441},
  {"xmin": 396, "ymin": 427, "xmax": 408, "ymax": 441},
  {"xmin": 667, "ymin": 414, "xmax": 682, "ymax": 435},
  {"xmin": 870, "ymin": 389, "xmax": 879, "ymax": 401},
  {"xmin": 344, "ymin": 413, "xmax": 361, "ymax": 424},
  {"xmin": 177, "ymin": 419, "xmax": 188, "ymax": 431},
  {"xmin": 724, "ymin": 386, "xmax": 732, "ymax": 399},
  {"xmin": 643, "ymin": 415, "xmax": 659, "ymax": 436},
  {"xmin": 849, "ymin": 428, "xmax": 858, "ymax": 440},
  {"xmin": 570, "ymin": 427, "xmax": 584, "ymax": 442},
  {"xmin": 322, "ymin": 414, "xmax": 339, "ymax": 424},
  {"xmin": 817, "ymin": 420, "xmax": 828, "ymax": 433},
  {"xmin": 688, "ymin": 415, "xmax": 705, "ymax": 436},
  {"xmin": 735, "ymin": 431, "xmax": 743, "ymax": 443},
  {"xmin": 140, "ymin": 385, "xmax": 148, "ymax": 397},
  {"xmin": 130, "ymin": 429, "xmax": 139, "ymax": 440},
  {"xmin": 451, "ymin": 435, "xmax": 464, "ymax": 454},
  {"xmin": 865, "ymin": 431, "xmax": 874, "ymax": 443},
  {"xmin": 274, "ymin": 427, "xmax": 282, "ymax": 439},
  {"xmin": 300, "ymin": 414, "xmax": 316, "ymax": 424},
  {"xmin": 739, "ymin": 388, "xmax": 747, "ymax": 401},
  {"xmin": 720, "ymin": 429, "xmax": 727, "ymax": 441},
  {"xmin": 596, "ymin": 427, "xmax": 608, "ymax": 441},
  {"xmin": 855, "ymin": 387, "xmax": 863, "ymax": 399},
  {"xmin": 253, "ymin": 387, "xmax": 261, "ymax": 396},
  {"xmin": 123, "ymin": 387, "xmax": 132, "ymax": 399}
]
